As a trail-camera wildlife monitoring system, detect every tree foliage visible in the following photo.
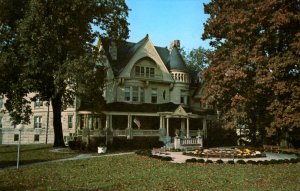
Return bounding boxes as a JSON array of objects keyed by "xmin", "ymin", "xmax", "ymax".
[
  {"xmin": 202, "ymin": 0, "xmax": 300, "ymax": 146},
  {"xmin": 180, "ymin": 46, "xmax": 210, "ymax": 85},
  {"xmin": 0, "ymin": 0, "xmax": 129, "ymax": 146}
]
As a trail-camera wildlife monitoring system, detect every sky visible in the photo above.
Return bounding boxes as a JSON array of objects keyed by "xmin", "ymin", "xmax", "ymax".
[{"xmin": 125, "ymin": 0, "xmax": 211, "ymax": 51}]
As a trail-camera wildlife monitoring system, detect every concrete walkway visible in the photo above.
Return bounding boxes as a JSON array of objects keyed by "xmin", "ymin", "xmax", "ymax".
[
  {"xmin": 157, "ymin": 152, "xmax": 299, "ymax": 163},
  {"xmin": 2, "ymin": 149, "xmax": 298, "ymax": 171},
  {"xmin": 0, "ymin": 151, "xmax": 134, "ymax": 171}
]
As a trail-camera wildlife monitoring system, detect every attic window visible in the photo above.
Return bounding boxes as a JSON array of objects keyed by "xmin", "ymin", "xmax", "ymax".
[{"xmin": 135, "ymin": 66, "xmax": 155, "ymax": 78}]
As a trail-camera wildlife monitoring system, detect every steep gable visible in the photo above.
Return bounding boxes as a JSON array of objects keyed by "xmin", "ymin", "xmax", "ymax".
[{"xmin": 119, "ymin": 35, "xmax": 173, "ymax": 82}]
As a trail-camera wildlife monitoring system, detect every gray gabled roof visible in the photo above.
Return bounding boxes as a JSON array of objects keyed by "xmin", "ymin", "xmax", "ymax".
[
  {"xmin": 169, "ymin": 47, "xmax": 188, "ymax": 72},
  {"xmin": 100, "ymin": 35, "xmax": 187, "ymax": 76}
]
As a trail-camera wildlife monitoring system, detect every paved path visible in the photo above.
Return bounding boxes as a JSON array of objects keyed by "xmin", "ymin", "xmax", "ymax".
[
  {"xmin": 1, "ymin": 149, "xmax": 298, "ymax": 171},
  {"xmin": 0, "ymin": 151, "xmax": 134, "ymax": 171},
  {"xmin": 158, "ymin": 152, "xmax": 298, "ymax": 163}
]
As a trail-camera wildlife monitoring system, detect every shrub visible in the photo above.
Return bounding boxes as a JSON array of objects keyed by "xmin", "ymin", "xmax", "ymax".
[
  {"xmin": 289, "ymin": 158, "xmax": 298, "ymax": 164},
  {"xmin": 161, "ymin": 156, "xmax": 173, "ymax": 161},
  {"xmin": 262, "ymin": 160, "xmax": 269, "ymax": 165},
  {"xmin": 236, "ymin": 160, "xmax": 246, "ymax": 164},
  {"xmin": 227, "ymin": 160, "xmax": 235, "ymax": 164},
  {"xmin": 135, "ymin": 149, "xmax": 151, "ymax": 156},
  {"xmin": 216, "ymin": 159, "xmax": 224, "ymax": 164},
  {"xmin": 107, "ymin": 137, "xmax": 164, "ymax": 151},
  {"xmin": 247, "ymin": 160, "xmax": 257, "ymax": 165},
  {"xmin": 269, "ymin": 159, "xmax": 278, "ymax": 164},
  {"xmin": 186, "ymin": 158, "xmax": 197, "ymax": 163},
  {"xmin": 68, "ymin": 141, "xmax": 78, "ymax": 150},
  {"xmin": 197, "ymin": 159, "xmax": 205, "ymax": 163},
  {"xmin": 206, "ymin": 160, "xmax": 213, "ymax": 163}
]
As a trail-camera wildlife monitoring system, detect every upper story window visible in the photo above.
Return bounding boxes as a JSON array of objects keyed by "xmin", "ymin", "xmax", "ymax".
[
  {"xmin": 135, "ymin": 66, "xmax": 155, "ymax": 78},
  {"xmin": 124, "ymin": 86, "xmax": 144, "ymax": 103},
  {"xmin": 151, "ymin": 88, "xmax": 157, "ymax": 103},
  {"xmin": 34, "ymin": 116, "xmax": 42, "ymax": 128},
  {"xmin": 180, "ymin": 90, "xmax": 189, "ymax": 105},
  {"xmin": 68, "ymin": 115, "xmax": 73, "ymax": 129},
  {"xmin": 34, "ymin": 99, "xmax": 43, "ymax": 108}
]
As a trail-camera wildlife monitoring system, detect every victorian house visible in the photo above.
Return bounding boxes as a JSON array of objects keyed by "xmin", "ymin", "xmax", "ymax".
[
  {"xmin": 77, "ymin": 35, "xmax": 215, "ymax": 148},
  {"xmin": 0, "ymin": 35, "xmax": 215, "ymax": 148}
]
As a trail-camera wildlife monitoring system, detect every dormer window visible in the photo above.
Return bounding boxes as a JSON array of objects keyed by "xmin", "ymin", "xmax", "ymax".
[{"xmin": 135, "ymin": 66, "xmax": 155, "ymax": 78}]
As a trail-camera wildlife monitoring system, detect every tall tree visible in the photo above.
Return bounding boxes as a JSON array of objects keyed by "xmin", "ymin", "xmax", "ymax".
[
  {"xmin": 0, "ymin": 0, "xmax": 129, "ymax": 147},
  {"xmin": 202, "ymin": 0, "xmax": 300, "ymax": 146},
  {"xmin": 180, "ymin": 46, "xmax": 210, "ymax": 84}
]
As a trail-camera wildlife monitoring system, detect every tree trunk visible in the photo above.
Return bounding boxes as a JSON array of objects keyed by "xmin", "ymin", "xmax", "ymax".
[{"xmin": 52, "ymin": 93, "xmax": 66, "ymax": 147}]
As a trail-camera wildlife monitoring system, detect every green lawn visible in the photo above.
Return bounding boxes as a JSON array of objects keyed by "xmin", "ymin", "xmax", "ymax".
[
  {"xmin": 0, "ymin": 144, "xmax": 77, "ymax": 168},
  {"xmin": 0, "ymin": 153, "xmax": 299, "ymax": 191}
]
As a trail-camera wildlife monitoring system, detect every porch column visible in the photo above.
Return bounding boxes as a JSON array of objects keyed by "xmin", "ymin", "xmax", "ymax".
[
  {"xmin": 159, "ymin": 115, "xmax": 163, "ymax": 129},
  {"xmin": 180, "ymin": 118, "xmax": 186, "ymax": 138},
  {"xmin": 203, "ymin": 118, "xmax": 207, "ymax": 138},
  {"xmin": 159, "ymin": 115, "xmax": 166, "ymax": 141},
  {"xmin": 127, "ymin": 115, "xmax": 132, "ymax": 129},
  {"xmin": 105, "ymin": 114, "xmax": 109, "ymax": 129},
  {"xmin": 109, "ymin": 115, "xmax": 113, "ymax": 130},
  {"xmin": 186, "ymin": 117, "xmax": 190, "ymax": 138},
  {"xmin": 126, "ymin": 114, "xmax": 133, "ymax": 139},
  {"xmin": 166, "ymin": 117, "xmax": 169, "ymax": 137}
]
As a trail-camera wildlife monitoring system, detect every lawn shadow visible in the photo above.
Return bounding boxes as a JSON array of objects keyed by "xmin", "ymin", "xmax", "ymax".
[{"xmin": 0, "ymin": 159, "xmax": 49, "ymax": 169}]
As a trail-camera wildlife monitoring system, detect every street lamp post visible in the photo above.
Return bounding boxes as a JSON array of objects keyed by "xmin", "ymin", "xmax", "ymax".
[
  {"xmin": 16, "ymin": 124, "xmax": 24, "ymax": 169},
  {"xmin": 45, "ymin": 101, "xmax": 50, "ymax": 144}
]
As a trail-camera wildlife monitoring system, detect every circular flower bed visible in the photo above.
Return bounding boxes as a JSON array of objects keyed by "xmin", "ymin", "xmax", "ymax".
[{"xmin": 185, "ymin": 148, "xmax": 266, "ymax": 158}]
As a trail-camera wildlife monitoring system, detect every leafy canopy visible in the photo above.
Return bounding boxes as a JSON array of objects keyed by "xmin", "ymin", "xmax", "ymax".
[{"xmin": 202, "ymin": 0, "xmax": 300, "ymax": 145}]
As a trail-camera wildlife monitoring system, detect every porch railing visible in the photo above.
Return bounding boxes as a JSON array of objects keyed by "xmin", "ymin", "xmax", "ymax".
[{"xmin": 180, "ymin": 138, "xmax": 201, "ymax": 145}]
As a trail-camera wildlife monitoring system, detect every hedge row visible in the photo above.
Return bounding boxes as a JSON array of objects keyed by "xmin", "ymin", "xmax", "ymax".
[
  {"xmin": 69, "ymin": 137, "xmax": 164, "ymax": 152},
  {"xmin": 135, "ymin": 149, "xmax": 173, "ymax": 161},
  {"xmin": 183, "ymin": 152, "xmax": 267, "ymax": 159},
  {"xmin": 185, "ymin": 158, "xmax": 300, "ymax": 164}
]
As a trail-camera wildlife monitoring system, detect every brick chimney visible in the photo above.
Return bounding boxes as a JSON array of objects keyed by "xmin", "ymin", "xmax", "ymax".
[{"xmin": 170, "ymin": 40, "xmax": 180, "ymax": 50}]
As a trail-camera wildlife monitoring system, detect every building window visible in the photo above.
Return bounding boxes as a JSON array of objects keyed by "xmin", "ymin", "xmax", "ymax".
[
  {"xmin": 34, "ymin": 99, "xmax": 43, "ymax": 108},
  {"xmin": 135, "ymin": 66, "xmax": 155, "ymax": 78},
  {"xmin": 181, "ymin": 96, "xmax": 185, "ymax": 104},
  {"xmin": 150, "ymin": 68, "xmax": 155, "ymax": 77},
  {"xmin": 14, "ymin": 134, "xmax": 19, "ymax": 141},
  {"xmin": 141, "ymin": 67, "xmax": 145, "ymax": 76},
  {"xmin": 132, "ymin": 86, "xmax": 139, "ymax": 102},
  {"xmin": 68, "ymin": 115, "xmax": 73, "ymax": 129},
  {"xmin": 124, "ymin": 86, "xmax": 144, "ymax": 103},
  {"xmin": 79, "ymin": 115, "xmax": 84, "ymax": 130},
  {"xmin": 180, "ymin": 90, "xmax": 188, "ymax": 105},
  {"xmin": 151, "ymin": 88, "xmax": 157, "ymax": 103},
  {"xmin": 140, "ymin": 88, "xmax": 144, "ymax": 103},
  {"xmin": 135, "ymin": 66, "xmax": 141, "ymax": 76},
  {"xmin": 34, "ymin": 116, "xmax": 42, "ymax": 128},
  {"xmin": 34, "ymin": 134, "xmax": 39, "ymax": 142},
  {"xmin": 146, "ymin": 67, "xmax": 150, "ymax": 77},
  {"xmin": 125, "ymin": 87, "xmax": 130, "ymax": 101}
]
